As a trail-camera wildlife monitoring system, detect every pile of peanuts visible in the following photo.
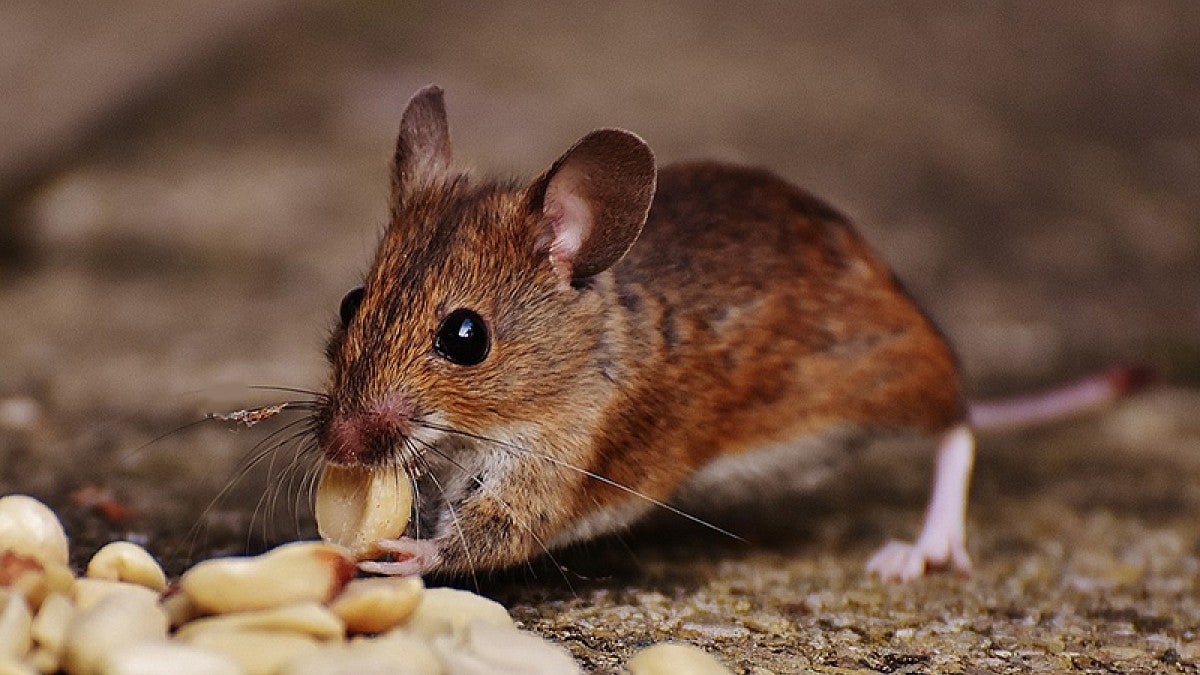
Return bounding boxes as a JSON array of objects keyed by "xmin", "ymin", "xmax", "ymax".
[{"xmin": 0, "ymin": 494, "xmax": 733, "ymax": 674}]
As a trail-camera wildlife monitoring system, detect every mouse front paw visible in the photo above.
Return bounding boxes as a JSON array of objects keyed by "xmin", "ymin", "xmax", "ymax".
[
  {"xmin": 866, "ymin": 535, "xmax": 972, "ymax": 582},
  {"xmin": 357, "ymin": 537, "xmax": 440, "ymax": 577}
]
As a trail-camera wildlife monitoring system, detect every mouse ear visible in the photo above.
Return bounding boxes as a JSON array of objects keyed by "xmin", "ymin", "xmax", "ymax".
[
  {"xmin": 529, "ymin": 129, "xmax": 656, "ymax": 281},
  {"xmin": 392, "ymin": 85, "xmax": 452, "ymax": 194}
]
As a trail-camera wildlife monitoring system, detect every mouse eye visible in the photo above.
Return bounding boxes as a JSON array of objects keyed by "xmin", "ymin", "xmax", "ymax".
[
  {"xmin": 339, "ymin": 287, "xmax": 365, "ymax": 328},
  {"xmin": 434, "ymin": 309, "xmax": 490, "ymax": 366}
]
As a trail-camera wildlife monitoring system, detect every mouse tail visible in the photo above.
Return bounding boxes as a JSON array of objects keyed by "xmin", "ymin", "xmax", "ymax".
[{"xmin": 967, "ymin": 364, "xmax": 1157, "ymax": 432}]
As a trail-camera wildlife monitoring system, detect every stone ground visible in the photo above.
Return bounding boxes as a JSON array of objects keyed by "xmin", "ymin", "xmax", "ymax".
[{"xmin": 1, "ymin": 2, "xmax": 1199, "ymax": 673}]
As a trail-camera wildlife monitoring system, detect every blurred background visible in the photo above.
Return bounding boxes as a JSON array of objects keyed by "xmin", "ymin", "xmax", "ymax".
[{"xmin": 1, "ymin": 2, "xmax": 1198, "ymax": 669}]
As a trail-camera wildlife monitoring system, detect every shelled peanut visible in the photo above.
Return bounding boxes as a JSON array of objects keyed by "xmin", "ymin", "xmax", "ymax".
[
  {"xmin": 0, "ymin": 494, "xmax": 582, "ymax": 674},
  {"xmin": 314, "ymin": 464, "xmax": 413, "ymax": 560},
  {"xmin": 1, "ymin": 493, "xmax": 733, "ymax": 675},
  {"xmin": 627, "ymin": 642, "xmax": 734, "ymax": 675}
]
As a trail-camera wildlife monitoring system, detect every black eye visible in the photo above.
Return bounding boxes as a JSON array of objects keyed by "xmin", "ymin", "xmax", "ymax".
[
  {"xmin": 435, "ymin": 309, "xmax": 490, "ymax": 365},
  {"xmin": 339, "ymin": 287, "xmax": 365, "ymax": 328}
]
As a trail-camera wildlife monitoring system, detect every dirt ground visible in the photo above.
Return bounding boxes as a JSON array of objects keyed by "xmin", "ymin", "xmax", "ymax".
[{"xmin": 2, "ymin": 2, "xmax": 1199, "ymax": 673}]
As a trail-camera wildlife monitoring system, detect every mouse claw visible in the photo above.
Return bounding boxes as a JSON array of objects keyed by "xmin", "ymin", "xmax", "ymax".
[{"xmin": 357, "ymin": 537, "xmax": 440, "ymax": 577}]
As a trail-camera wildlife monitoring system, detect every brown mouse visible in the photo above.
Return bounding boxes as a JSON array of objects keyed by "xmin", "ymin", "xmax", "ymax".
[{"xmin": 314, "ymin": 85, "xmax": 1148, "ymax": 581}]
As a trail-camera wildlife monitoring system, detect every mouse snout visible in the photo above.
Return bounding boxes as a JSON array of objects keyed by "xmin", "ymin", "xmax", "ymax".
[{"xmin": 320, "ymin": 394, "xmax": 415, "ymax": 465}]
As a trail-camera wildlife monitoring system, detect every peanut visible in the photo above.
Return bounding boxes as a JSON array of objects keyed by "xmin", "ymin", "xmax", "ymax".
[
  {"xmin": 329, "ymin": 576, "xmax": 424, "ymax": 634},
  {"xmin": 25, "ymin": 647, "xmax": 57, "ymax": 674},
  {"xmin": 626, "ymin": 642, "xmax": 733, "ymax": 675},
  {"xmin": 0, "ymin": 496, "xmax": 68, "ymax": 566},
  {"xmin": 403, "ymin": 587, "xmax": 514, "ymax": 640},
  {"xmin": 431, "ymin": 619, "xmax": 581, "ymax": 675},
  {"xmin": 179, "ymin": 541, "xmax": 355, "ymax": 614},
  {"xmin": 85, "ymin": 542, "xmax": 167, "ymax": 592},
  {"xmin": 315, "ymin": 464, "xmax": 412, "ymax": 559},
  {"xmin": 278, "ymin": 634, "xmax": 441, "ymax": 675},
  {"xmin": 0, "ymin": 552, "xmax": 74, "ymax": 611},
  {"xmin": 160, "ymin": 588, "xmax": 200, "ymax": 629},
  {"xmin": 72, "ymin": 579, "xmax": 158, "ymax": 613},
  {"xmin": 175, "ymin": 601, "xmax": 344, "ymax": 642},
  {"xmin": 0, "ymin": 657, "xmax": 37, "ymax": 675},
  {"xmin": 62, "ymin": 590, "xmax": 168, "ymax": 675},
  {"xmin": 29, "ymin": 592, "xmax": 72, "ymax": 657},
  {"xmin": 183, "ymin": 630, "xmax": 320, "ymax": 675},
  {"xmin": 97, "ymin": 642, "xmax": 240, "ymax": 675},
  {"xmin": 0, "ymin": 595, "xmax": 31, "ymax": 660}
]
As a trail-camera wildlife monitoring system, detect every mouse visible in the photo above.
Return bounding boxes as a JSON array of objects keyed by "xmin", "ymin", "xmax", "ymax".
[{"xmin": 312, "ymin": 85, "xmax": 1150, "ymax": 582}]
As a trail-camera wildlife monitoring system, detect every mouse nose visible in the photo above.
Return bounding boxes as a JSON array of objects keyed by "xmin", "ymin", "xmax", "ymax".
[{"xmin": 321, "ymin": 394, "xmax": 415, "ymax": 464}]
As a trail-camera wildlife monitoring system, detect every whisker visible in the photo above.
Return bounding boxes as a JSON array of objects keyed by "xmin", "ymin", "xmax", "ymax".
[
  {"xmin": 412, "ymin": 440, "xmax": 480, "ymax": 592},
  {"xmin": 391, "ymin": 442, "xmax": 425, "ymax": 546},
  {"xmin": 251, "ymin": 401, "xmax": 322, "ymax": 412},
  {"xmin": 292, "ymin": 440, "xmax": 322, "ymax": 537},
  {"xmin": 417, "ymin": 421, "xmax": 745, "ymax": 543},
  {"xmin": 118, "ymin": 417, "xmax": 214, "ymax": 463},
  {"xmin": 186, "ymin": 416, "xmax": 315, "ymax": 557},
  {"xmin": 390, "ymin": 456, "xmax": 421, "ymax": 549},
  {"xmin": 247, "ymin": 385, "xmax": 329, "ymax": 400},
  {"xmin": 279, "ymin": 436, "xmax": 317, "ymax": 538},
  {"xmin": 302, "ymin": 450, "xmax": 321, "ymax": 515},
  {"xmin": 409, "ymin": 452, "xmax": 434, "ymax": 545},
  {"xmin": 407, "ymin": 452, "xmax": 423, "ymax": 543},
  {"xmin": 252, "ymin": 422, "xmax": 314, "ymax": 547},
  {"xmin": 121, "ymin": 388, "xmax": 320, "ymax": 465}
]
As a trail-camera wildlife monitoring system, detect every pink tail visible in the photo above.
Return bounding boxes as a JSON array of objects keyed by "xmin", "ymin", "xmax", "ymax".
[{"xmin": 968, "ymin": 365, "xmax": 1157, "ymax": 431}]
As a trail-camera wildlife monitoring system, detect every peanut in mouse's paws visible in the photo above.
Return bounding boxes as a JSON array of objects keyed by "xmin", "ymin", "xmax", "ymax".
[
  {"xmin": 357, "ymin": 537, "xmax": 440, "ymax": 577},
  {"xmin": 866, "ymin": 536, "xmax": 972, "ymax": 582}
]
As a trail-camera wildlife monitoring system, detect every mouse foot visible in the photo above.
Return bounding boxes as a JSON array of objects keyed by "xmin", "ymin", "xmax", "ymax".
[
  {"xmin": 357, "ymin": 537, "xmax": 440, "ymax": 577},
  {"xmin": 867, "ymin": 424, "xmax": 975, "ymax": 581},
  {"xmin": 866, "ymin": 536, "xmax": 972, "ymax": 582}
]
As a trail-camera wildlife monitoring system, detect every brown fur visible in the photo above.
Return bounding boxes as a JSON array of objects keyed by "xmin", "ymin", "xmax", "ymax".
[
  {"xmin": 576, "ymin": 162, "xmax": 962, "ymax": 518},
  {"xmin": 316, "ymin": 88, "xmax": 963, "ymax": 574}
]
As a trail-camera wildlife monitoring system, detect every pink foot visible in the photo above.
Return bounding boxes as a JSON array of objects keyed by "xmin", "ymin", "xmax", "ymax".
[
  {"xmin": 867, "ymin": 535, "xmax": 972, "ymax": 582},
  {"xmin": 867, "ymin": 424, "xmax": 975, "ymax": 582},
  {"xmin": 357, "ymin": 537, "xmax": 440, "ymax": 576}
]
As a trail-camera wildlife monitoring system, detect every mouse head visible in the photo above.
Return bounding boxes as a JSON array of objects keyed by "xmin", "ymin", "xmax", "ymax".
[{"xmin": 316, "ymin": 86, "xmax": 655, "ymax": 490}]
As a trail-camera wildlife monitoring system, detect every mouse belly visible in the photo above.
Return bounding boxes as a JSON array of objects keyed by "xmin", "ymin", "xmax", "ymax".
[
  {"xmin": 547, "ymin": 425, "xmax": 866, "ymax": 549},
  {"xmin": 546, "ymin": 498, "xmax": 656, "ymax": 549},
  {"xmin": 669, "ymin": 425, "xmax": 861, "ymax": 511}
]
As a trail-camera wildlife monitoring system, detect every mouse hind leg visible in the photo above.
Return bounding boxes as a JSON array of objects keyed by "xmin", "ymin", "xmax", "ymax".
[{"xmin": 866, "ymin": 423, "xmax": 975, "ymax": 581}]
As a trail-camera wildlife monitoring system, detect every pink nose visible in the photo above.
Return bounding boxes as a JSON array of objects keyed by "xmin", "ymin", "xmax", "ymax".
[{"xmin": 322, "ymin": 395, "xmax": 415, "ymax": 464}]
